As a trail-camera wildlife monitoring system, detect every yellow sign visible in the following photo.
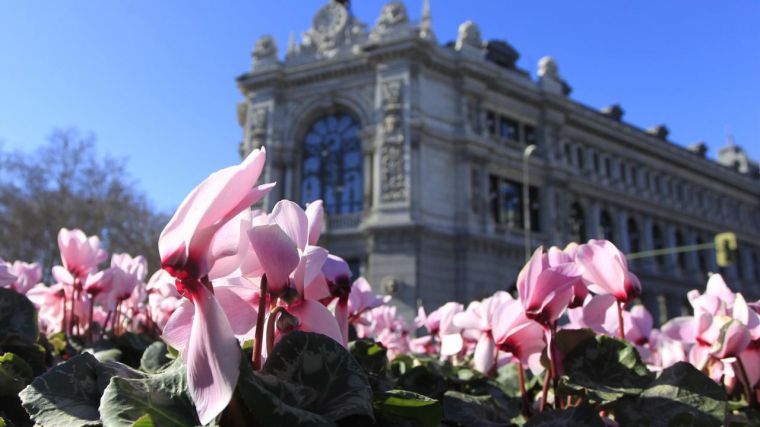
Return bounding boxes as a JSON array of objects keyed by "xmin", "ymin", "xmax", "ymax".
[{"xmin": 714, "ymin": 232, "xmax": 737, "ymax": 267}]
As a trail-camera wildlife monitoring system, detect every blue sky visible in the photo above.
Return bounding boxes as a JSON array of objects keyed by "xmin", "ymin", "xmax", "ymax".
[{"xmin": 1, "ymin": 1, "xmax": 758, "ymax": 213}]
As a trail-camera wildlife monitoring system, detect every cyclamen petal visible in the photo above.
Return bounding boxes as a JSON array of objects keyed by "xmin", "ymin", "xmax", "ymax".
[
  {"xmin": 473, "ymin": 333, "xmax": 496, "ymax": 374},
  {"xmin": 186, "ymin": 284, "xmax": 241, "ymax": 426},
  {"xmin": 248, "ymin": 224, "xmax": 300, "ymax": 294}
]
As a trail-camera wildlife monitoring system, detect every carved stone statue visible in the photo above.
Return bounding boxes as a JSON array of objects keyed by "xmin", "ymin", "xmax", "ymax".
[
  {"xmin": 455, "ymin": 21, "xmax": 482, "ymax": 50},
  {"xmin": 537, "ymin": 56, "xmax": 559, "ymax": 80},
  {"xmin": 252, "ymin": 35, "xmax": 277, "ymax": 62},
  {"xmin": 372, "ymin": 1, "xmax": 409, "ymax": 38}
]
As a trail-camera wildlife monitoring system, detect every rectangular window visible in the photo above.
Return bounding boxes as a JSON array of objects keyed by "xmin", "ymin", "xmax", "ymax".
[
  {"xmin": 488, "ymin": 175, "xmax": 540, "ymax": 231},
  {"xmin": 499, "ymin": 116, "xmax": 519, "ymax": 141},
  {"xmin": 486, "ymin": 111, "xmax": 497, "ymax": 135},
  {"xmin": 524, "ymin": 125, "xmax": 537, "ymax": 145}
]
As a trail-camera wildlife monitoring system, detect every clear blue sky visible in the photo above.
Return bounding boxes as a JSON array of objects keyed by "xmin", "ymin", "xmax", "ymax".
[{"xmin": 1, "ymin": 1, "xmax": 758, "ymax": 213}]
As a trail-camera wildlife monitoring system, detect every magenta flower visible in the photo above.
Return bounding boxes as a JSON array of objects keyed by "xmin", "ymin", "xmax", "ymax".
[
  {"xmin": 158, "ymin": 147, "xmax": 272, "ymax": 425},
  {"xmin": 518, "ymin": 247, "xmax": 583, "ymax": 325},
  {"xmin": 576, "ymin": 239, "xmax": 641, "ymax": 303}
]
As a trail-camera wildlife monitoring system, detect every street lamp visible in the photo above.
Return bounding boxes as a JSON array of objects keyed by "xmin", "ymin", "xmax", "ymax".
[{"xmin": 523, "ymin": 144, "xmax": 537, "ymax": 262}]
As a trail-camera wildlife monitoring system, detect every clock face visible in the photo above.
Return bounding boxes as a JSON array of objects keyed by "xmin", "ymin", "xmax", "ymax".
[{"xmin": 313, "ymin": 3, "xmax": 348, "ymax": 37}]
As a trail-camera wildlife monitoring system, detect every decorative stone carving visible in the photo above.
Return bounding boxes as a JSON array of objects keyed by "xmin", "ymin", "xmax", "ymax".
[
  {"xmin": 371, "ymin": 2, "xmax": 410, "ymax": 40},
  {"xmin": 537, "ymin": 56, "xmax": 571, "ymax": 96},
  {"xmin": 296, "ymin": 1, "xmax": 368, "ymax": 60},
  {"xmin": 419, "ymin": 0, "xmax": 435, "ymax": 41},
  {"xmin": 455, "ymin": 21, "xmax": 483, "ymax": 51},
  {"xmin": 239, "ymin": 106, "xmax": 269, "ymax": 157},
  {"xmin": 251, "ymin": 35, "xmax": 279, "ymax": 70},
  {"xmin": 380, "ymin": 80, "xmax": 407, "ymax": 202}
]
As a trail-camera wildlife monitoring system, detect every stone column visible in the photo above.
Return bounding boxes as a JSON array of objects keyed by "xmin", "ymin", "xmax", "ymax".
[
  {"xmin": 615, "ymin": 209, "xmax": 629, "ymax": 252},
  {"xmin": 589, "ymin": 201, "xmax": 601, "ymax": 239}
]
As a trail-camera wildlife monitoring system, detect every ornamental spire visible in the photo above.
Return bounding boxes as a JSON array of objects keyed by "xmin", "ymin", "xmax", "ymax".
[{"xmin": 420, "ymin": 0, "xmax": 436, "ymax": 41}]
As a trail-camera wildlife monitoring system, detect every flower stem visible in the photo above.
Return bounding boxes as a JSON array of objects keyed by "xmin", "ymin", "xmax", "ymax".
[
  {"xmin": 265, "ymin": 306, "xmax": 287, "ymax": 353},
  {"xmin": 87, "ymin": 296, "xmax": 95, "ymax": 344},
  {"xmin": 549, "ymin": 322, "xmax": 560, "ymax": 409},
  {"xmin": 736, "ymin": 356, "xmax": 758, "ymax": 409},
  {"xmin": 617, "ymin": 300, "xmax": 625, "ymax": 340},
  {"xmin": 252, "ymin": 275, "xmax": 268, "ymax": 371},
  {"xmin": 518, "ymin": 361, "xmax": 530, "ymax": 418},
  {"xmin": 539, "ymin": 366, "xmax": 551, "ymax": 412}
]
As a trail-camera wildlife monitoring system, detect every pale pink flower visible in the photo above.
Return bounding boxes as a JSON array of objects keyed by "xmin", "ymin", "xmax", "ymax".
[
  {"xmin": 6, "ymin": 261, "xmax": 42, "ymax": 294},
  {"xmin": 159, "ymin": 148, "xmax": 272, "ymax": 425},
  {"xmin": 518, "ymin": 246, "xmax": 583, "ymax": 325},
  {"xmin": 576, "ymin": 239, "xmax": 641, "ymax": 303},
  {"xmin": 52, "ymin": 228, "xmax": 108, "ymax": 284}
]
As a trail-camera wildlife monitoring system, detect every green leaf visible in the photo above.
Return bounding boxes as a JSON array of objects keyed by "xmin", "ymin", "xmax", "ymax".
[
  {"xmin": 396, "ymin": 365, "xmax": 446, "ymax": 399},
  {"xmin": 139, "ymin": 341, "xmax": 170, "ymax": 373},
  {"xmin": 614, "ymin": 362, "xmax": 727, "ymax": 427},
  {"xmin": 262, "ymin": 331, "xmax": 374, "ymax": 422},
  {"xmin": 350, "ymin": 339, "xmax": 388, "ymax": 375},
  {"xmin": 238, "ymin": 360, "xmax": 336, "ymax": 427},
  {"xmin": 442, "ymin": 390, "xmax": 517, "ymax": 427},
  {"xmin": 130, "ymin": 414, "xmax": 155, "ymax": 427},
  {"xmin": 0, "ymin": 353, "xmax": 33, "ymax": 397},
  {"xmin": 373, "ymin": 389, "xmax": 442, "ymax": 427},
  {"xmin": 19, "ymin": 353, "xmax": 125, "ymax": 427},
  {"xmin": 99, "ymin": 357, "xmax": 199, "ymax": 427},
  {"xmin": 524, "ymin": 403, "xmax": 605, "ymax": 426},
  {"xmin": 94, "ymin": 348, "xmax": 124, "ymax": 363},
  {"xmin": 113, "ymin": 333, "xmax": 155, "ymax": 368},
  {"xmin": 560, "ymin": 334, "xmax": 653, "ymax": 403},
  {"xmin": 0, "ymin": 289, "xmax": 38, "ymax": 344}
]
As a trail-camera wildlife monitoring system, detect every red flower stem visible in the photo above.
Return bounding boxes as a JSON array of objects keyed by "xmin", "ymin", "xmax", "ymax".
[
  {"xmin": 87, "ymin": 295, "xmax": 95, "ymax": 344},
  {"xmin": 549, "ymin": 322, "xmax": 560, "ymax": 409},
  {"xmin": 617, "ymin": 300, "xmax": 625, "ymax": 340},
  {"xmin": 736, "ymin": 357, "xmax": 758, "ymax": 409},
  {"xmin": 101, "ymin": 310, "xmax": 112, "ymax": 341},
  {"xmin": 265, "ymin": 306, "xmax": 287, "ymax": 354},
  {"xmin": 252, "ymin": 275, "xmax": 268, "ymax": 370},
  {"xmin": 539, "ymin": 366, "xmax": 551, "ymax": 412},
  {"xmin": 518, "ymin": 361, "xmax": 530, "ymax": 418},
  {"xmin": 62, "ymin": 290, "xmax": 69, "ymax": 336}
]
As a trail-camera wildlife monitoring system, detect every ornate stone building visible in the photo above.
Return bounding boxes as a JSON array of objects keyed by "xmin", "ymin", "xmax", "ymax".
[{"xmin": 236, "ymin": 0, "xmax": 760, "ymax": 322}]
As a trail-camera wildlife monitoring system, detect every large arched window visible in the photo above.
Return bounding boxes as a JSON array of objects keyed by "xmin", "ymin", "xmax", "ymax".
[
  {"xmin": 568, "ymin": 203, "xmax": 586, "ymax": 243},
  {"xmin": 600, "ymin": 210, "xmax": 614, "ymax": 240},
  {"xmin": 627, "ymin": 218, "xmax": 640, "ymax": 253},
  {"xmin": 301, "ymin": 113, "xmax": 363, "ymax": 214}
]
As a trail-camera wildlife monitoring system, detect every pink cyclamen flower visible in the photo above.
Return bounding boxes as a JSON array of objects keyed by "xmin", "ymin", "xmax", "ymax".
[
  {"xmin": 6, "ymin": 261, "xmax": 42, "ymax": 294},
  {"xmin": 518, "ymin": 246, "xmax": 583, "ymax": 325},
  {"xmin": 53, "ymin": 228, "xmax": 108, "ymax": 283},
  {"xmin": 576, "ymin": 239, "xmax": 641, "ymax": 303},
  {"xmin": 0, "ymin": 263, "xmax": 17, "ymax": 289},
  {"xmin": 159, "ymin": 147, "xmax": 273, "ymax": 425},
  {"xmin": 347, "ymin": 277, "xmax": 389, "ymax": 322},
  {"xmin": 453, "ymin": 291, "xmax": 513, "ymax": 374},
  {"xmin": 562, "ymin": 243, "xmax": 589, "ymax": 308},
  {"xmin": 493, "ymin": 297, "xmax": 546, "ymax": 373}
]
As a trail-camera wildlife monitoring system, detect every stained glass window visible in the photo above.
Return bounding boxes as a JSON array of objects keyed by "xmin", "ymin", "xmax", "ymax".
[{"xmin": 301, "ymin": 113, "xmax": 363, "ymax": 214}]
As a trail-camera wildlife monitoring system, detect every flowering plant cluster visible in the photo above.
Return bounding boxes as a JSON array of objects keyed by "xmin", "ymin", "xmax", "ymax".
[{"xmin": 0, "ymin": 150, "xmax": 757, "ymax": 426}]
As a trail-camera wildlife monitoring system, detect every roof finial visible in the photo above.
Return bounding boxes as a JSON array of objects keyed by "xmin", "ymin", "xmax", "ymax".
[
  {"xmin": 726, "ymin": 125, "xmax": 735, "ymax": 147},
  {"xmin": 286, "ymin": 31, "xmax": 297, "ymax": 57},
  {"xmin": 420, "ymin": 0, "xmax": 436, "ymax": 41}
]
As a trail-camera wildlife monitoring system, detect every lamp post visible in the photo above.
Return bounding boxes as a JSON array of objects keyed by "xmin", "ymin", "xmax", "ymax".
[{"xmin": 523, "ymin": 144, "xmax": 537, "ymax": 262}]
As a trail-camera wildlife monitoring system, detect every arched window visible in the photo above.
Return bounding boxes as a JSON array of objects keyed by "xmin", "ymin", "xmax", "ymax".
[
  {"xmin": 627, "ymin": 218, "xmax": 640, "ymax": 253},
  {"xmin": 301, "ymin": 113, "xmax": 363, "ymax": 214},
  {"xmin": 569, "ymin": 203, "xmax": 586, "ymax": 243},
  {"xmin": 675, "ymin": 230, "xmax": 686, "ymax": 270},
  {"xmin": 652, "ymin": 225, "xmax": 665, "ymax": 267},
  {"xmin": 600, "ymin": 210, "xmax": 614, "ymax": 240}
]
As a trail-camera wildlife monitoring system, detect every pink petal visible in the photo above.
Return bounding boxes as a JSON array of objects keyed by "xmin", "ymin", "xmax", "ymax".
[
  {"xmin": 186, "ymin": 284, "xmax": 241, "ymax": 425},
  {"xmin": 440, "ymin": 333, "xmax": 464, "ymax": 357},
  {"xmin": 473, "ymin": 333, "xmax": 496, "ymax": 374},
  {"xmin": 305, "ymin": 200, "xmax": 324, "ymax": 246},
  {"xmin": 269, "ymin": 200, "xmax": 309, "ymax": 251},
  {"xmin": 51, "ymin": 265, "xmax": 75, "ymax": 286},
  {"xmin": 215, "ymin": 285, "xmax": 259, "ymax": 342},
  {"xmin": 162, "ymin": 300, "xmax": 194, "ymax": 353},
  {"xmin": 294, "ymin": 246, "xmax": 329, "ymax": 296},
  {"xmin": 288, "ymin": 299, "xmax": 344, "ymax": 346},
  {"xmin": 247, "ymin": 224, "xmax": 300, "ymax": 294}
]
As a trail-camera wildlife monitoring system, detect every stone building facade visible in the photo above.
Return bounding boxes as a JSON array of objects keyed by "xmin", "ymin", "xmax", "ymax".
[{"xmin": 236, "ymin": 0, "xmax": 760, "ymax": 322}]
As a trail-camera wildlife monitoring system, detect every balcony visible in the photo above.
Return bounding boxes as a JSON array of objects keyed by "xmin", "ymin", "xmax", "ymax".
[{"xmin": 326, "ymin": 212, "xmax": 363, "ymax": 231}]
